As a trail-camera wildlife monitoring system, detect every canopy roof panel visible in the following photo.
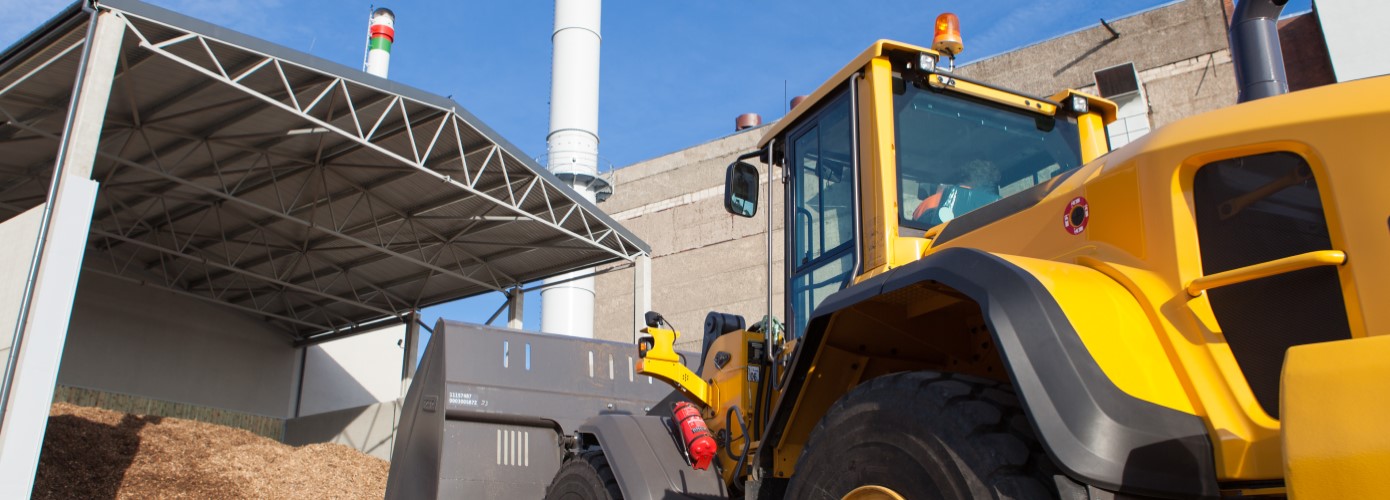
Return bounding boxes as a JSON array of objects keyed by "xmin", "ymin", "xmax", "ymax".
[{"xmin": 0, "ymin": 0, "xmax": 648, "ymax": 343}]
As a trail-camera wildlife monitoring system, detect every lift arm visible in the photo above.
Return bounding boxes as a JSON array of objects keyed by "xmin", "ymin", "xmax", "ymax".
[{"xmin": 636, "ymin": 326, "xmax": 713, "ymax": 407}]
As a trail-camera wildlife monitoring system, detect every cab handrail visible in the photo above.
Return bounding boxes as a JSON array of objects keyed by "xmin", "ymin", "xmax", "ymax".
[{"xmin": 1187, "ymin": 250, "xmax": 1346, "ymax": 297}]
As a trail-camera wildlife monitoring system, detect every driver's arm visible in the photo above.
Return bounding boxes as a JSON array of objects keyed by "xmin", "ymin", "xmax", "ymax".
[{"xmin": 912, "ymin": 184, "xmax": 945, "ymax": 220}]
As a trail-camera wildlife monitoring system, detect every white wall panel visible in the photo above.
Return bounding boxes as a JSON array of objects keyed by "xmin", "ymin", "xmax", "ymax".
[
  {"xmin": 298, "ymin": 323, "xmax": 405, "ymax": 416},
  {"xmin": 1316, "ymin": 0, "xmax": 1390, "ymax": 82}
]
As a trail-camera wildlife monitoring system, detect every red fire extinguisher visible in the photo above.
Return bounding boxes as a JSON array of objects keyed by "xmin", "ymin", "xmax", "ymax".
[{"xmin": 672, "ymin": 401, "xmax": 717, "ymax": 470}]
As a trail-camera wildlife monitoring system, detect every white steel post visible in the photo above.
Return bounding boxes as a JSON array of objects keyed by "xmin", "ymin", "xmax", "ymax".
[
  {"xmin": 541, "ymin": 0, "xmax": 604, "ymax": 338},
  {"xmin": 632, "ymin": 255, "xmax": 651, "ymax": 343},
  {"xmin": 0, "ymin": 9, "xmax": 122, "ymax": 497},
  {"xmin": 507, "ymin": 288, "xmax": 524, "ymax": 330},
  {"xmin": 400, "ymin": 311, "xmax": 419, "ymax": 396}
]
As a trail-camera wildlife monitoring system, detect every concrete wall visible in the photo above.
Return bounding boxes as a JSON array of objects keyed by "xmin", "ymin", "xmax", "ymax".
[
  {"xmin": 958, "ymin": 0, "xmax": 1241, "ymax": 134},
  {"xmin": 288, "ymin": 321, "xmax": 410, "ymax": 460},
  {"xmin": 594, "ymin": 129, "xmax": 783, "ymax": 351},
  {"xmin": 0, "ymin": 206, "xmax": 45, "ymax": 366},
  {"xmin": 1117, "ymin": 49, "xmax": 1237, "ymax": 131},
  {"xmin": 57, "ymin": 269, "xmax": 300, "ymax": 418},
  {"xmin": 285, "ymin": 400, "xmax": 400, "ymax": 460},
  {"xmin": 298, "ymin": 324, "xmax": 405, "ymax": 417},
  {"xmin": 0, "ymin": 204, "xmax": 49, "ymax": 482},
  {"xmin": 957, "ymin": 0, "xmax": 1231, "ymax": 98},
  {"xmin": 58, "ymin": 268, "xmax": 410, "ymax": 439},
  {"xmin": 959, "ymin": 0, "xmax": 1335, "ymax": 133}
]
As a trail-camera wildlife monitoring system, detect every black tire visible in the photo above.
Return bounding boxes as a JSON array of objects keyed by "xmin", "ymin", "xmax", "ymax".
[
  {"xmin": 544, "ymin": 449, "xmax": 623, "ymax": 500},
  {"xmin": 785, "ymin": 371, "xmax": 1061, "ymax": 500}
]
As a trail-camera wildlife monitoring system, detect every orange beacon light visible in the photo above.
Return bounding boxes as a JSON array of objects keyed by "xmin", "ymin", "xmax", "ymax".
[{"xmin": 933, "ymin": 13, "xmax": 964, "ymax": 57}]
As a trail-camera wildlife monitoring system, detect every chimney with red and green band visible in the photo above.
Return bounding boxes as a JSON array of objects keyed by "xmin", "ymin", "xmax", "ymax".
[{"xmin": 365, "ymin": 7, "xmax": 394, "ymax": 78}]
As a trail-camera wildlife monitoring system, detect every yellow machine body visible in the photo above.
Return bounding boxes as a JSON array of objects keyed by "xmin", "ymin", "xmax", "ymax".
[
  {"xmin": 699, "ymin": 330, "xmax": 764, "ymax": 485},
  {"xmin": 641, "ymin": 38, "xmax": 1390, "ymax": 498},
  {"xmin": 635, "ymin": 326, "xmax": 765, "ymax": 483}
]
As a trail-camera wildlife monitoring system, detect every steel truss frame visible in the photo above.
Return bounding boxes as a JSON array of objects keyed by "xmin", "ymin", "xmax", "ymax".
[{"xmin": 0, "ymin": 5, "xmax": 647, "ymax": 343}]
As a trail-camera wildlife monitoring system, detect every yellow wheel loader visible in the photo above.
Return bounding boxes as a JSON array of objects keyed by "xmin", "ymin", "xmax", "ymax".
[{"xmin": 388, "ymin": 1, "xmax": 1390, "ymax": 498}]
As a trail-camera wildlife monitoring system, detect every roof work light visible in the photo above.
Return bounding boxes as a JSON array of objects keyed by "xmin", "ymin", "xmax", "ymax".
[{"xmin": 1070, "ymin": 94, "xmax": 1089, "ymax": 114}]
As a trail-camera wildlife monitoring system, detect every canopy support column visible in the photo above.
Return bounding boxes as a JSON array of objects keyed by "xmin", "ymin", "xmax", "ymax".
[
  {"xmin": 507, "ymin": 287, "xmax": 524, "ymax": 330},
  {"xmin": 0, "ymin": 9, "xmax": 123, "ymax": 497},
  {"xmin": 632, "ymin": 254, "xmax": 651, "ymax": 343}
]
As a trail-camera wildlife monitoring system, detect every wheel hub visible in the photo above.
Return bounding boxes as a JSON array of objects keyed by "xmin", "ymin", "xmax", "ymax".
[{"xmin": 842, "ymin": 485, "xmax": 907, "ymax": 500}]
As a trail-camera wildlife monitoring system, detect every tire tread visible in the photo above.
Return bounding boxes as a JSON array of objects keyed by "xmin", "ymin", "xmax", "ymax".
[
  {"xmin": 787, "ymin": 371, "xmax": 1058, "ymax": 499},
  {"xmin": 544, "ymin": 449, "xmax": 623, "ymax": 500}
]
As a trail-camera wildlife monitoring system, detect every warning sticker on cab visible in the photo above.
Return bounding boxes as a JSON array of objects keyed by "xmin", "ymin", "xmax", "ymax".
[{"xmin": 1063, "ymin": 196, "xmax": 1089, "ymax": 235}]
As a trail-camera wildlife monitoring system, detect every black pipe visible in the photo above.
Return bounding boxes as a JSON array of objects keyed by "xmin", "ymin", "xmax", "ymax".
[{"xmin": 1231, "ymin": 0, "xmax": 1290, "ymax": 102}]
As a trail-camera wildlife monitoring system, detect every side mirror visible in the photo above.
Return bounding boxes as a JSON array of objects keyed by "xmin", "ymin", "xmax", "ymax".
[{"xmin": 723, "ymin": 161, "xmax": 760, "ymax": 218}]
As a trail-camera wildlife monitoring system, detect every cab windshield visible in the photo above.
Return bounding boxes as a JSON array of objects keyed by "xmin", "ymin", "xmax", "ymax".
[{"xmin": 895, "ymin": 80, "xmax": 1082, "ymax": 230}]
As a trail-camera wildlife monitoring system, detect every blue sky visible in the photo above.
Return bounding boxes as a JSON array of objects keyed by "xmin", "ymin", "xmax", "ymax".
[{"xmin": 2, "ymin": 0, "xmax": 1311, "ymax": 339}]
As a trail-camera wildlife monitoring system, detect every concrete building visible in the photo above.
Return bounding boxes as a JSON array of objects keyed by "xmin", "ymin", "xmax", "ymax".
[
  {"xmin": 592, "ymin": 0, "xmax": 1342, "ymax": 348},
  {"xmin": 595, "ymin": 130, "xmax": 780, "ymax": 350}
]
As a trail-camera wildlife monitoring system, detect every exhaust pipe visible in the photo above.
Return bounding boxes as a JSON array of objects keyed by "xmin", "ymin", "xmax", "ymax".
[
  {"xmin": 735, "ymin": 113, "xmax": 761, "ymax": 131},
  {"xmin": 1230, "ymin": 0, "xmax": 1289, "ymax": 103}
]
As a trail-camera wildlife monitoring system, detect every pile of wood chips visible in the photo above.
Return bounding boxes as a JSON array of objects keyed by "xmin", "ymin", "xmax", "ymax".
[{"xmin": 34, "ymin": 403, "xmax": 388, "ymax": 499}]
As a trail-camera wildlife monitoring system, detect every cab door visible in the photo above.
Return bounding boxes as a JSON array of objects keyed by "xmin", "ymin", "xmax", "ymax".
[{"xmin": 785, "ymin": 88, "xmax": 858, "ymax": 339}]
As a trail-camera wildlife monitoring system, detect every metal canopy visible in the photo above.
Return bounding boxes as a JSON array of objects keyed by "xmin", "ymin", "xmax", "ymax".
[{"xmin": 0, "ymin": 0, "xmax": 648, "ymax": 344}]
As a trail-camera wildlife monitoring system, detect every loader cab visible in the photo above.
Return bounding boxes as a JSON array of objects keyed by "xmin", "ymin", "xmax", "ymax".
[{"xmin": 725, "ymin": 41, "xmax": 1113, "ymax": 339}]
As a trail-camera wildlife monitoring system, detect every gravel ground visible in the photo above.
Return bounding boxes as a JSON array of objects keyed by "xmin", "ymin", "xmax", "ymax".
[{"xmin": 34, "ymin": 403, "xmax": 388, "ymax": 499}]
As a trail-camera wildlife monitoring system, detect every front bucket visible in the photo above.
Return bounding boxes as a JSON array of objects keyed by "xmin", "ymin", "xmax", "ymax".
[{"xmin": 385, "ymin": 320, "xmax": 682, "ymax": 498}]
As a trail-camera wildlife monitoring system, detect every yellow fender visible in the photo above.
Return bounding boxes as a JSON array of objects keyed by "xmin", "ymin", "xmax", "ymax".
[
  {"xmin": 763, "ymin": 248, "xmax": 1218, "ymax": 498},
  {"xmin": 1282, "ymin": 335, "xmax": 1390, "ymax": 499}
]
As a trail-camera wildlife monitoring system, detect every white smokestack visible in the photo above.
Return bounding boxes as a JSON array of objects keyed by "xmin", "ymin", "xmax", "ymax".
[
  {"xmin": 541, "ymin": 0, "xmax": 608, "ymax": 338},
  {"xmin": 364, "ymin": 8, "xmax": 395, "ymax": 78}
]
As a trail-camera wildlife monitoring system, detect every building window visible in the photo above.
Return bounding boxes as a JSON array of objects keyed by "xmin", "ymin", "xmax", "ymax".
[{"xmin": 1094, "ymin": 62, "xmax": 1151, "ymax": 148}]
